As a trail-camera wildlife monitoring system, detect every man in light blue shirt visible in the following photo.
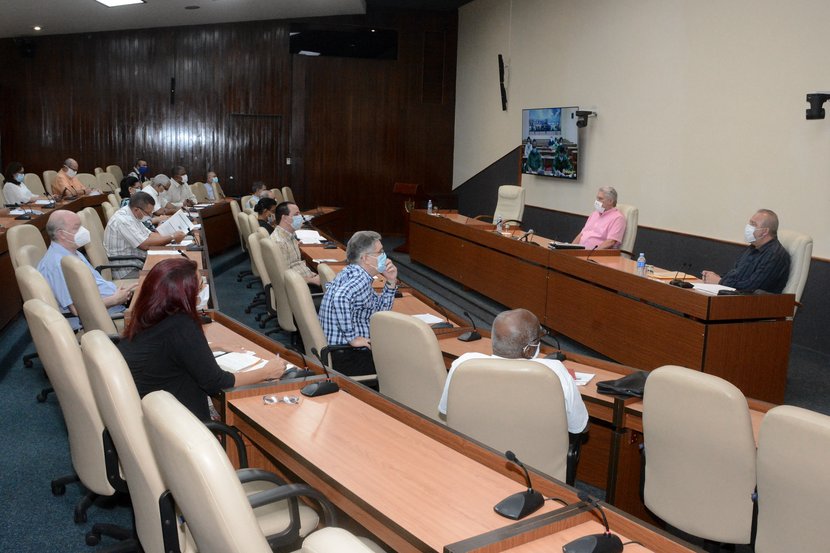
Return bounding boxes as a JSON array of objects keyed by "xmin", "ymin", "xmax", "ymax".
[{"xmin": 37, "ymin": 210, "xmax": 136, "ymax": 330}]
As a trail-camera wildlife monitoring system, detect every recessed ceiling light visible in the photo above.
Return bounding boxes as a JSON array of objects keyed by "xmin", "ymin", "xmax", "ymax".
[
  {"xmin": 33, "ymin": 26, "xmax": 42, "ymax": 31},
  {"xmin": 95, "ymin": 0, "xmax": 145, "ymax": 7},
  {"xmin": 185, "ymin": 5, "xmax": 200, "ymax": 9}
]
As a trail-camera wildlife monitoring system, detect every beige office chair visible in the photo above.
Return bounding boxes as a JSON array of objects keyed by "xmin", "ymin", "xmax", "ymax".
[
  {"xmin": 369, "ymin": 311, "xmax": 447, "ymax": 422},
  {"xmin": 191, "ymin": 182, "xmax": 208, "ymax": 203},
  {"xmin": 777, "ymin": 229, "xmax": 812, "ymax": 305},
  {"xmin": 317, "ymin": 263, "xmax": 337, "ymax": 290},
  {"xmin": 259, "ymin": 238, "xmax": 297, "ymax": 333},
  {"xmin": 241, "ymin": 194, "xmax": 254, "ymax": 212},
  {"xmin": 446, "ymin": 358, "xmax": 573, "ymax": 483},
  {"xmin": 281, "ymin": 186, "xmax": 295, "ymax": 203},
  {"xmin": 270, "ymin": 188, "xmax": 285, "ymax": 203},
  {"xmin": 42, "ymin": 170, "xmax": 58, "ymax": 192},
  {"xmin": 237, "ymin": 211, "xmax": 259, "ymax": 278},
  {"xmin": 61, "ymin": 255, "xmax": 123, "ymax": 335},
  {"xmin": 15, "ymin": 244, "xmax": 46, "ymax": 271},
  {"xmin": 94, "ymin": 167, "xmax": 104, "ymax": 176},
  {"xmin": 76, "ymin": 173, "xmax": 98, "ymax": 190},
  {"xmin": 229, "ymin": 199, "xmax": 245, "ymax": 248},
  {"xmin": 755, "ymin": 405, "xmax": 830, "ymax": 553},
  {"xmin": 107, "ymin": 192, "xmax": 121, "ymax": 209},
  {"xmin": 494, "ymin": 185, "xmax": 525, "ymax": 223},
  {"xmin": 24, "ymin": 172, "xmax": 46, "ymax": 195},
  {"xmin": 615, "ymin": 203, "xmax": 639, "ymax": 258},
  {"xmin": 81, "ymin": 331, "xmax": 322, "ymax": 553},
  {"xmin": 97, "ymin": 171, "xmax": 119, "ymax": 194},
  {"xmin": 22, "ymin": 299, "xmax": 127, "ymax": 528},
  {"xmin": 79, "ymin": 208, "xmax": 143, "ymax": 282},
  {"xmin": 643, "ymin": 365, "xmax": 756, "ymax": 548},
  {"xmin": 101, "ymin": 200, "xmax": 116, "ymax": 223},
  {"xmin": 106, "ymin": 165, "xmax": 124, "ymax": 184},
  {"xmin": 212, "ymin": 181, "xmax": 226, "ymax": 199},
  {"xmin": 7, "ymin": 224, "xmax": 47, "ymax": 268},
  {"xmin": 142, "ymin": 390, "xmax": 340, "ymax": 553},
  {"xmin": 15, "ymin": 264, "xmax": 65, "ymax": 374},
  {"xmin": 0, "ymin": 183, "xmax": 5, "ymax": 205},
  {"xmin": 247, "ymin": 232, "xmax": 277, "ymax": 330},
  {"xmin": 79, "ymin": 206, "xmax": 105, "ymax": 240}
]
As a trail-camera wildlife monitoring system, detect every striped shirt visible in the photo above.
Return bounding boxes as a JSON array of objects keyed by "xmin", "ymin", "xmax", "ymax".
[
  {"xmin": 271, "ymin": 225, "xmax": 315, "ymax": 280},
  {"xmin": 104, "ymin": 205, "xmax": 151, "ymax": 279},
  {"xmin": 319, "ymin": 264, "xmax": 396, "ymax": 345}
]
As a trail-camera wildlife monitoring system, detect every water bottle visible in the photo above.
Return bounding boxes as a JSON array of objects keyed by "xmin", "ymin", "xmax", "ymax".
[
  {"xmin": 427, "ymin": 200, "xmax": 433, "ymax": 214},
  {"xmin": 495, "ymin": 215, "xmax": 503, "ymax": 233},
  {"xmin": 636, "ymin": 253, "xmax": 646, "ymax": 276}
]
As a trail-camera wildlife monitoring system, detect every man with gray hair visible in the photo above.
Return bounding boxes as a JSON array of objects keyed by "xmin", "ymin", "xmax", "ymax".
[
  {"xmin": 702, "ymin": 209, "xmax": 790, "ymax": 293},
  {"xmin": 438, "ymin": 308, "xmax": 588, "ymax": 433},
  {"xmin": 142, "ymin": 174, "xmax": 176, "ymax": 216},
  {"xmin": 573, "ymin": 186, "xmax": 626, "ymax": 250},
  {"xmin": 37, "ymin": 210, "xmax": 137, "ymax": 329},
  {"xmin": 318, "ymin": 230, "xmax": 398, "ymax": 376}
]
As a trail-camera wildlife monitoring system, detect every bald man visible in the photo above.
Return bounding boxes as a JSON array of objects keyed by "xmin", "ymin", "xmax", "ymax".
[
  {"xmin": 702, "ymin": 209, "xmax": 790, "ymax": 293},
  {"xmin": 37, "ymin": 210, "xmax": 137, "ymax": 329},
  {"xmin": 52, "ymin": 158, "xmax": 92, "ymax": 198},
  {"xmin": 438, "ymin": 308, "xmax": 588, "ymax": 433}
]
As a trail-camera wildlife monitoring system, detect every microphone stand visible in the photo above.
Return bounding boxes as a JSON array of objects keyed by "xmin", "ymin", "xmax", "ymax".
[
  {"xmin": 457, "ymin": 310, "xmax": 482, "ymax": 342},
  {"xmin": 562, "ymin": 492, "xmax": 623, "ymax": 553},
  {"xmin": 301, "ymin": 347, "xmax": 341, "ymax": 397},
  {"xmin": 430, "ymin": 302, "xmax": 453, "ymax": 330},
  {"xmin": 280, "ymin": 346, "xmax": 316, "ymax": 380},
  {"xmin": 494, "ymin": 450, "xmax": 545, "ymax": 520}
]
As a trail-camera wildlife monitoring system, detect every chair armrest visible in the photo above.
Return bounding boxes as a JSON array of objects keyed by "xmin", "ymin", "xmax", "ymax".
[
  {"xmin": 247, "ymin": 482, "xmax": 338, "ymax": 526},
  {"xmin": 107, "ymin": 255, "xmax": 146, "ymax": 262},
  {"xmin": 317, "ymin": 344, "xmax": 357, "ymax": 368},
  {"xmin": 95, "ymin": 262, "xmax": 144, "ymax": 273},
  {"xmin": 473, "ymin": 214, "xmax": 493, "ymax": 222},
  {"xmin": 204, "ymin": 420, "xmax": 249, "ymax": 468},
  {"xmin": 236, "ymin": 467, "xmax": 288, "ymax": 486},
  {"xmin": 566, "ymin": 428, "xmax": 588, "ymax": 486},
  {"xmin": 503, "ymin": 219, "xmax": 523, "ymax": 226}
]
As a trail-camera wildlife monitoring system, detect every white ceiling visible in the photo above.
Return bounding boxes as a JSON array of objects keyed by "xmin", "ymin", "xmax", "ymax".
[{"xmin": 0, "ymin": 0, "xmax": 368, "ymax": 39}]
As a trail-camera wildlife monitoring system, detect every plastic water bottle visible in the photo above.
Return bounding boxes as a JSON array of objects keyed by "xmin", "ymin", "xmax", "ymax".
[
  {"xmin": 427, "ymin": 200, "xmax": 433, "ymax": 214},
  {"xmin": 636, "ymin": 253, "xmax": 646, "ymax": 276},
  {"xmin": 495, "ymin": 215, "xmax": 504, "ymax": 233}
]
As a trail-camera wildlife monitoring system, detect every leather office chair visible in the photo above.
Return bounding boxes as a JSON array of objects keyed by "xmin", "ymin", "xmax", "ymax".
[
  {"xmin": 241, "ymin": 194, "xmax": 254, "ymax": 213},
  {"xmin": 615, "ymin": 203, "xmax": 639, "ymax": 258},
  {"xmin": 643, "ymin": 365, "xmax": 756, "ymax": 550},
  {"xmin": 212, "ymin": 181, "xmax": 226, "ymax": 200},
  {"xmin": 22, "ymin": 299, "xmax": 130, "ymax": 533},
  {"xmin": 61, "ymin": 255, "xmax": 123, "ymax": 335},
  {"xmin": 236, "ymin": 211, "xmax": 260, "ymax": 279},
  {"xmin": 43, "ymin": 169, "xmax": 58, "ymax": 192},
  {"xmin": 755, "ymin": 405, "xmax": 830, "ymax": 553},
  {"xmin": 77, "ymin": 173, "xmax": 99, "ymax": 191},
  {"xmin": 106, "ymin": 165, "xmax": 124, "ymax": 184},
  {"xmin": 369, "ymin": 311, "xmax": 447, "ymax": 422},
  {"xmin": 190, "ymin": 182, "xmax": 208, "ymax": 203},
  {"xmin": 107, "ymin": 193, "xmax": 121, "ymax": 209},
  {"xmin": 476, "ymin": 185, "xmax": 525, "ymax": 225},
  {"xmin": 0, "ymin": 183, "xmax": 5, "ymax": 205},
  {"xmin": 142, "ymin": 390, "xmax": 340, "ymax": 553},
  {"xmin": 246, "ymin": 232, "xmax": 277, "ymax": 331},
  {"xmin": 80, "ymin": 207, "xmax": 105, "ymax": 240},
  {"xmin": 317, "ymin": 263, "xmax": 337, "ymax": 290},
  {"xmin": 300, "ymin": 527, "xmax": 383, "ymax": 553},
  {"xmin": 24, "ymin": 172, "xmax": 46, "ymax": 195},
  {"xmin": 101, "ymin": 201, "xmax": 116, "ymax": 223},
  {"xmin": 78, "ymin": 208, "xmax": 142, "ymax": 282},
  {"xmin": 446, "ymin": 358, "xmax": 575, "ymax": 483},
  {"xmin": 281, "ymin": 186, "xmax": 295, "ymax": 203},
  {"xmin": 97, "ymin": 172, "xmax": 119, "ymax": 194},
  {"xmin": 81, "ymin": 331, "xmax": 323, "ymax": 553},
  {"xmin": 270, "ymin": 188, "xmax": 285, "ymax": 203},
  {"xmin": 7, "ymin": 223, "xmax": 47, "ymax": 269},
  {"xmin": 229, "ymin": 199, "xmax": 245, "ymax": 247},
  {"xmin": 259, "ymin": 238, "xmax": 297, "ymax": 334},
  {"xmin": 777, "ymin": 229, "xmax": 812, "ymax": 305}
]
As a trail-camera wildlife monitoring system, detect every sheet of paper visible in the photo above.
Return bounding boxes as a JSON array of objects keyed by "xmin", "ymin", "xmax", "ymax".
[
  {"xmin": 9, "ymin": 208, "xmax": 43, "ymax": 215},
  {"xmin": 692, "ymin": 283, "xmax": 735, "ymax": 295},
  {"xmin": 573, "ymin": 372, "xmax": 595, "ymax": 386},
  {"xmin": 295, "ymin": 229, "xmax": 324, "ymax": 244},
  {"xmin": 166, "ymin": 238, "xmax": 195, "ymax": 247},
  {"xmin": 412, "ymin": 313, "xmax": 445, "ymax": 325},
  {"xmin": 156, "ymin": 209, "xmax": 195, "ymax": 236},
  {"xmin": 214, "ymin": 352, "xmax": 262, "ymax": 373},
  {"xmin": 146, "ymin": 250, "xmax": 182, "ymax": 256},
  {"xmin": 312, "ymin": 258, "xmax": 340, "ymax": 263},
  {"xmin": 34, "ymin": 199, "xmax": 53, "ymax": 205},
  {"xmin": 651, "ymin": 271, "xmax": 695, "ymax": 280}
]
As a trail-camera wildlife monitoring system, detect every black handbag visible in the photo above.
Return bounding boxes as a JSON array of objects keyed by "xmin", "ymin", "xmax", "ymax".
[{"xmin": 596, "ymin": 370, "xmax": 649, "ymax": 398}]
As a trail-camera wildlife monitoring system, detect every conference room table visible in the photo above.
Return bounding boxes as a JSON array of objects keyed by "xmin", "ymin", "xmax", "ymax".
[{"xmin": 409, "ymin": 209, "xmax": 795, "ymax": 403}]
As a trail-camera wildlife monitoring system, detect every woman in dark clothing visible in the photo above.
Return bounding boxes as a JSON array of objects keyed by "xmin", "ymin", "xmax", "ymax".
[{"xmin": 254, "ymin": 197, "xmax": 278, "ymax": 234}]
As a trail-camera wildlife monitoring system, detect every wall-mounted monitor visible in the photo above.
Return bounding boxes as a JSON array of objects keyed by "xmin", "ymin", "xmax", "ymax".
[{"xmin": 521, "ymin": 106, "xmax": 579, "ymax": 180}]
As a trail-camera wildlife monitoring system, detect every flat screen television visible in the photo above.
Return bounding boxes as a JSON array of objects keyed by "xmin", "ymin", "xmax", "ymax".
[{"xmin": 521, "ymin": 106, "xmax": 579, "ymax": 180}]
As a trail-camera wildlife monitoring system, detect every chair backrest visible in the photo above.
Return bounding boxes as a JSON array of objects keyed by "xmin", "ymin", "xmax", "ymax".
[
  {"xmin": 246, "ymin": 212, "xmax": 261, "ymax": 236},
  {"xmin": 446, "ymin": 358, "xmax": 569, "ymax": 481},
  {"xmin": 61, "ymin": 255, "xmax": 118, "ymax": 334},
  {"xmin": 317, "ymin": 263, "xmax": 337, "ymax": 290},
  {"xmin": 247, "ymin": 232, "xmax": 270, "ymax": 287},
  {"xmin": 107, "ymin": 192, "xmax": 121, "ymax": 209},
  {"xmin": 643, "ymin": 365, "xmax": 756, "ymax": 544},
  {"xmin": 213, "ymin": 182, "xmax": 226, "ymax": 199},
  {"xmin": 755, "ymin": 405, "xmax": 830, "ymax": 553},
  {"xmin": 81, "ymin": 330, "xmax": 185, "ymax": 553},
  {"xmin": 22, "ymin": 299, "xmax": 115, "ymax": 496},
  {"xmin": 7, "ymin": 224, "xmax": 47, "ymax": 268},
  {"xmin": 493, "ymin": 185, "xmax": 524, "ymax": 222},
  {"xmin": 94, "ymin": 166, "xmax": 104, "ymax": 175},
  {"xmin": 79, "ymin": 210, "xmax": 114, "ymax": 280},
  {"xmin": 241, "ymin": 195, "xmax": 253, "ymax": 211},
  {"xmin": 106, "ymin": 165, "xmax": 124, "ymax": 184},
  {"xmin": 143, "ymin": 391, "xmax": 274, "ymax": 553},
  {"xmin": 101, "ymin": 201, "xmax": 116, "ymax": 223},
  {"xmin": 369, "ymin": 311, "xmax": 447, "ymax": 421},
  {"xmin": 16, "ymin": 244, "xmax": 46, "ymax": 270},
  {"xmin": 76, "ymin": 173, "xmax": 98, "ymax": 190},
  {"xmin": 97, "ymin": 172, "xmax": 118, "ymax": 193},
  {"xmin": 282, "ymin": 186, "xmax": 295, "ymax": 203},
  {"xmin": 300, "ymin": 528, "xmax": 378, "ymax": 553},
  {"xmin": 615, "ymin": 203, "xmax": 639, "ymax": 258},
  {"xmin": 229, "ymin": 200, "xmax": 246, "ymax": 250},
  {"xmin": 0, "ymin": 183, "xmax": 5, "ymax": 205},
  {"xmin": 777, "ymin": 229, "xmax": 812, "ymax": 303},
  {"xmin": 42, "ymin": 170, "xmax": 58, "ymax": 192},
  {"xmin": 259, "ymin": 238, "xmax": 297, "ymax": 332},
  {"xmin": 270, "ymin": 188, "xmax": 285, "ymax": 203},
  {"xmin": 15, "ymin": 265, "xmax": 60, "ymax": 310},
  {"xmin": 24, "ymin": 173, "xmax": 46, "ymax": 195},
  {"xmin": 284, "ymin": 269, "xmax": 326, "ymax": 358},
  {"xmin": 191, "ymin": 182, "xmax": 208, "ymax": 203},
  {"xmin": 236, "ymin": 212, "xmax": 258, "ymax": 276}
]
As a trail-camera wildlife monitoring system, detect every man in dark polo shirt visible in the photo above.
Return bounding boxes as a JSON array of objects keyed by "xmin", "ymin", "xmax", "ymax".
[{"xmin": 702, "ymin": 209, "xmax": 790, "ymax": 293}]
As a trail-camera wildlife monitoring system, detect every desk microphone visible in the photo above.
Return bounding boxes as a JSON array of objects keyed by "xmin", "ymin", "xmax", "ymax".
[
  {"xmin": 14, "ymin": 204, "xmax": 33, "ymax": 220},
  {"xmin": 518, "ymin": 229, "xmax": 534, "ymax": 241},
  {"xmin": 457, "ymin": 310, "xmax": 482, "ymax": 342},
  {"xmin": 302, "ymin": 347, "xmax": 340, "ymax": 397},
  {"xmin": 544, "ymin": 332, "xmax": 567, "ymax": 362},
  {"xmin": 562, "ymin": 492, "xmax": 623, "ymax": 553},
  {"xmin": 585, "ymin": 245, "xmax": 599, "ymax": 264},
  {"xmin": 430, "ymin": 302, "xmax": 453, "ymax": 330},
  {"xmin": 281, "ymin": 346, "xmax": 316, "ymax": 380},
  {"xmin": 669, "ymin": 262, "xmax": 694, "ymax": 289},
  {"xmin": 494, "ymin": 450, "xmax": 545, "ymax": 520}
]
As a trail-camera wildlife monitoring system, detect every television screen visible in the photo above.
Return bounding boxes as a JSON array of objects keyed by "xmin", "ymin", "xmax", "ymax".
[{"xmin": 521, "ymin": 107, "xmax": 579, "ymax": 180}]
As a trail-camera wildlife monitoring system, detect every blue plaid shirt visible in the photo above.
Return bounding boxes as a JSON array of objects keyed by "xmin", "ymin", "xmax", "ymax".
[{"xmin": 319, "ymin": 264, "xmax": 396, "ymax": 345}]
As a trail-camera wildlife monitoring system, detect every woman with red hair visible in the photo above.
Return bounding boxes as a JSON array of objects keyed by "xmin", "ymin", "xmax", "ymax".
[{"xmin": 118, "ymin": 257, "xmax": 283, "ymax": 420}]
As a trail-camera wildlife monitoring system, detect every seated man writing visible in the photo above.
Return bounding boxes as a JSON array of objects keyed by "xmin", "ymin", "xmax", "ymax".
[
  {"xmin": 438, "ymin": 308, "xmax": 588, "ymax": 434},
  {"xmin": 573, "ymin": 186, "xmax": 626, "ymax": 249}
]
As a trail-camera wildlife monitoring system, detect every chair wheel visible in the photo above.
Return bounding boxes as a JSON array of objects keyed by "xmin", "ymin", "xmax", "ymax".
[
  {"xmin": 24, "ymin": 359, "xmax": 34, "ymax": 368},
  {"xmin": 85, "ymin": 532, "xmax": 100, "ymax": 546},
  {"xmin": 74, "ymin": 511, "xmax": 86, "ymax": 524},
  {"xmin": 36, "ymin": 392, "xmax": 48, "ymax": 403},
  {"xmin": 245, "ymin": 307, "xmax": 252, "ymax": 313},
  {"xmin": 51, "ymin": 483, "xmax": 66, "ymax": 496}
]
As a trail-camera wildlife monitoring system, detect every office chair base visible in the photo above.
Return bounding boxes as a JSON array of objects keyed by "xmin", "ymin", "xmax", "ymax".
[
  {"xmin": 51, "ymin": 473, "xmax": 79, "ymax": 496},
  {"xmin": 37, "ymin": 387, "xmax": 54, "ymax": 403},
  {"xmin": 75, "ymin": 490, "xmax": 98, "ymax": 523},
  {"xmin": 23, "ymin": 351, "xmax": 38, "ymax": 368},
  {"xmin": 236, "ymin": 270, "xmax": 253, "ymax": 282},
  {"xmin": 86, "ymin": 523, "xmax": 134, "ymax": 547}
]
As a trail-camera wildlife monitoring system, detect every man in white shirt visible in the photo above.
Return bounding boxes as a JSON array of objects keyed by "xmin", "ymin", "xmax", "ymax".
[
  {"xmin": 142, "ymin": 174, "xmax": 176, "ymax": 216},
  {"xmin": 438, "ymin": 308, "xmax": 589, "ymax": 434},
  {"xmin": 166, "ymin": 166, "xmax": 197, "ymax": 208}
]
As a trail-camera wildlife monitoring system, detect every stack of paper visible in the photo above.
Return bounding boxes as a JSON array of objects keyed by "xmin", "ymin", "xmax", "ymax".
[
  {"xmin": 214, "ymin": 351, "xmax": 267, "ymax": 373},
  {"xmin": 412, "ymin": 313, "xmax": 445, "ymax": 325},
  {"xmin": 692, "ymin": 283, "xmax": 735, "ymax": 295},
  {"xmin": 295, "ymin": 229, "xmax": 324, "ymax": 244},
  {"xmin": 10, "ymin": 208, "xmax": 43, "ymax": 216},
  {"xmin": 156, "ymin": 209, "xmax": 195, "ymax": 236},
  {"xmin": 573, "ymin": 372, "xmax": 595, "ymax": 386}
]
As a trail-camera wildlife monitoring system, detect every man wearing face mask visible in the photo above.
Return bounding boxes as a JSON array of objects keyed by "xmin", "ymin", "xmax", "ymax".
[
  {"xmin": 318, "ymin": 230, "xmax": 398, "ymax": 376},
  {"xmin": 127, "ymin": 159, "xmax": 151, "ymax": 183},
  {"xmin": 702, "ymin": 209, "xmax": 790, "ymax": 293},
  {"xmin": 270, "ymin": 201, "xmax": 321, "ymax": 290},
  {"xmin": 573, "ymin": 186, "xmax": 626, "ymax": 250},
  {"xmin": 247, "ymin": 181, "xmax": 272, "ymax": 210},
  {"xmin": 142, "ymin": 174, "xmax": 177, "ymax": 216},
  {"xmin": 437, "ymin": 308, "xmax": 588, "ymax": 433},
  {"xmin": 52, "ymin": 158, "xmax": 92, "ymax": 198},
  {"xmin": 37, "ymin": 210, "xmax": 138, "ymax": 329},
  {"xmin": 104, "ymin": 191, "xmax": 187, "ymax": 279},
  {"xmin": 165, "ymin": 166, "xmax": 197, "ymax": 208}
]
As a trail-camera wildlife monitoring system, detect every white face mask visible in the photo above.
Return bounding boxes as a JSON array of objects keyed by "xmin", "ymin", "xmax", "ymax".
[
  {"xmin": 67, "ymin": 226, "xmax": 91, "ymax": 248},
  {"xmin": 197, "ymin": 283, "xmax": 210, "ymax": 311},
  {"xmin": 594, "ymin": 200, "xmax": 605, "ymax": 214},
  {"xmin": 66, "ymin": 167, "xmax": 77, "ymax": 178},
  {"xmin": 744, "ymin": 224, "xmax": 758, "ymax": 243},
  {"xmin": 181, "ymin": 174, "xmax": 189, "ymax": 184}
]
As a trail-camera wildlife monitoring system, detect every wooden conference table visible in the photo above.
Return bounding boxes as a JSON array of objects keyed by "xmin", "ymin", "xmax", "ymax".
[{"xmin": 409, "ymin": 209, "xmax": 795, "ymax": 404}]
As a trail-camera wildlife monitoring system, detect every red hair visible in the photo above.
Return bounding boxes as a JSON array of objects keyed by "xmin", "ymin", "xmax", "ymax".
[{"xmin": 124, "ymin": 257, "xmax": 201, "ymax": 340}]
